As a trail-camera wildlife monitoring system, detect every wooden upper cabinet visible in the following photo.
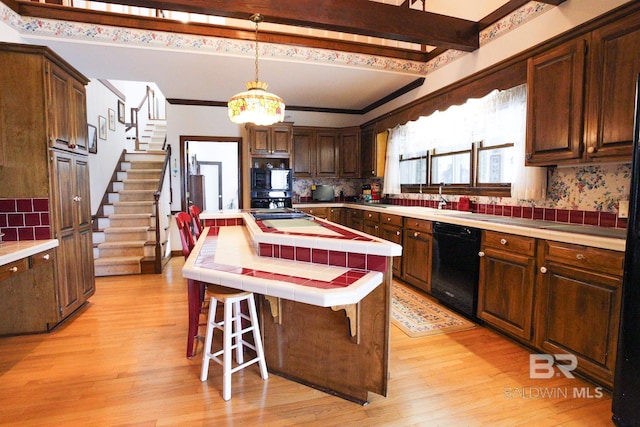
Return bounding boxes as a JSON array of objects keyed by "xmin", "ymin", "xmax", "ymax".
[
  {"xmin": 47, "ymin": 61, "xmax": 88, "ymax": 152},
  {"xmin": 339, "ymin": 127, "xmax": 360, "ymax": 178},
  {"xmin": 315, "ymin": 130, "xmax": 339, "ymax": 177},
  {"xmin": 526, "ymin": 12, "xmax": 640, "ymax": 166},
  {"xmin": 525, "ymin": 37, "xmax": 587, "ymax": 166},
  {"xmin": 248, "ymin": 122, "xmax": 292, "ymax": 157},
  {"xmin": 360, "ymin": 126, "xmax": 387, "ymax": 178},
  {"xmin": 292, "ymin": 128, "xmax": 314, "ymax": 177},
  {"xmin": 584, "ymin": 11, "xmax": 640, "ymax": 162}
]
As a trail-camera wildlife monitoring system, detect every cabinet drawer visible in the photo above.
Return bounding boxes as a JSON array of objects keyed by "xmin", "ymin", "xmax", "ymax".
[
  {"xmin": 544, "ymin": 241, "xmax": 624, "ymax": 276},
  {"xmin": 31, "ymin": 250, "xmax": 54, "ymax": 268},
  {"xmin": 300, "ymin": 207, "xmax": 328, "ymax": 218},
  {"xmin": 363, "ymin": 211, "xmax": 380, "ymax": 222},
  {"xmin": 404, "ymin": 218, "xmax": 432, "ymax": 233},
  {"xmin": 483, "ymin": 231, "xmax": 535, "ymax": 256},
  {"xmin": 380, "ymin": 213, "xmax": 402, "ymax": 226},
  {"xmin": 0, "ymin": 258, "xmax": 29, "ymax": 282}
]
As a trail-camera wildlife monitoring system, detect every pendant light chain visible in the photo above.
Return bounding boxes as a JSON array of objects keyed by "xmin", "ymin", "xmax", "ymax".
[{"xmin": 253, "ymin": 13, "xmax": 261, "ymax": 83}]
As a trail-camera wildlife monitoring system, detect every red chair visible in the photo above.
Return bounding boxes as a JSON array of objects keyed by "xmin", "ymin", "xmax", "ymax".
[
  {"xmin": 175, "ymin": 211, "xmax": 205, "ymax": 358},
  {"xmin": 189, "ymin": 205, "xmax": 204, "ymax": 238},
  {"xmin": 175, "ymin": 212, "xmax": 196, "ymax": 257}
]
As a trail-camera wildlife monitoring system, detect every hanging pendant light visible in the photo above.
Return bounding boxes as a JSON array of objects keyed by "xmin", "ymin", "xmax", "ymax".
[{"xmin": 228, "ymin": 14, "xmax": 285, "ymax": 126}]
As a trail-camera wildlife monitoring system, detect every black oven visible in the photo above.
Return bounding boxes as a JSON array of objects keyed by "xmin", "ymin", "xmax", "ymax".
[{"xmin": 250, "ymin": 168, "xmax": 293, "ymax": 209}]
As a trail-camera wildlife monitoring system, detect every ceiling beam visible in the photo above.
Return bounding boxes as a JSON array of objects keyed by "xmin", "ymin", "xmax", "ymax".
[{"xmin": 81, "ymin": 0, "xmax": 480, "ymax": 51}]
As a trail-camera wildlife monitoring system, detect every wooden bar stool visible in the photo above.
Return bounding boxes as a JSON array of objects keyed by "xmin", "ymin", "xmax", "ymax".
[{"xmin": 200, "ymin": 285, "xmax": 268, "ymax": 401}]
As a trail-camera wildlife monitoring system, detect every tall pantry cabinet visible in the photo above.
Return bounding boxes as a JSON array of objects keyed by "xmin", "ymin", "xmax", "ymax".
[{"xmin": 0, "ymin": 42, "xmax": 95, "ymax": 324}]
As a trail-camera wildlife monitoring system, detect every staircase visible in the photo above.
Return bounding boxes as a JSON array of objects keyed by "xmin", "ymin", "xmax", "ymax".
[{"xmin": 93, "ymin": 120, "xmax": 170, "ymax": 276}]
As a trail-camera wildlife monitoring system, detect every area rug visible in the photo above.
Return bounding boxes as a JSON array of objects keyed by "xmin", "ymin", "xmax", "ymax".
[{"xmin": 391, "ymin": 282, "xmax": 476, "ymax": 337}]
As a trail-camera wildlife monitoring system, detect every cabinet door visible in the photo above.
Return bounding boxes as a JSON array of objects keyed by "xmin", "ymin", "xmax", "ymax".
[
  {"xmin": 328, "ymin": 207, "xmax": 344, "ymax": 224},
  {"xmin": 363, "ymin": 220, "xmax": 380, "ymax": 237},
  {"xmin": 402, "ymin": 229, "xmax": 432, "ymax": 293},
  {"xmin": 74, "ymin": 156, "xmax": 95, "ymax": 299},
  {"xmin": 249, "ymin": 126, "xmax": 271, "ymax": 155},
  {"xmin": 360, "ymin": 126, "xmax": 375, "ymax": 178},
  {"xmin": 535, "ymin": 262, "xmax": 621, "ymax": 387},
  {"xmin": 292, "ymin": 130, "xmax": 314, "ymax": 177},
  {"xmin": 270, "ymin": 124, "xmax": 292, "ymax": 156},
  {"xmin": 585, "ymin": 13, "xmax": 640, "ymax": 162},
  {"xmin": 315, "ymin": 131, "xmax": 339, "ymax": 177},
  {"xmin": 478, "ymin": 247, "xmax": 536, "ymax": 342},
  {"xmin": 71, "ymin": 79, "xmax": 88, "ymax": 151},
  {"xmin": 380, "ymin": 224, "xmax": 402, "ymax": 277},
  {"xmin": 48, "ymin": 62, "xmax": 72, "ymax": 149},
  {"xmin": 339, "ymin": 128, "xmax": 360, "ymax": 178},
  {"xmin": 526, "ymin": 37, "xmax": 588, "ymax": 165}
]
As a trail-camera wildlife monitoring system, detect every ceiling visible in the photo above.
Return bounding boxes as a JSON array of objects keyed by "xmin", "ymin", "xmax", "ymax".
[{"xmin": 7, "ymin": 0, "xmax": 559, "ymax": 113}]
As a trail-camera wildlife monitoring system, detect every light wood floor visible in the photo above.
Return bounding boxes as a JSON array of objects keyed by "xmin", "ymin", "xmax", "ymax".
[{"xmin": 0, "ymin": 258, "xmax": 614, "ymax": 426}]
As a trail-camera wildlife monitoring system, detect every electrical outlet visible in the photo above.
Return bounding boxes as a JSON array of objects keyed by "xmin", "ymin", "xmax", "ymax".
[{"xmin": 619, "ymin": 200, "xmax": 629, "ymax": 219}]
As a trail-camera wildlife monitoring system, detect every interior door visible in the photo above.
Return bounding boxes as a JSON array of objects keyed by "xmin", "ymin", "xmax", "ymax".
[{"xmin": 199, "ymin": 161, "xmax": 223, "ymax": 210}]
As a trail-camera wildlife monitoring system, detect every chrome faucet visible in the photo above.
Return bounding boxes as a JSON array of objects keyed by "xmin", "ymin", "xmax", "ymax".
[{"xmin": 438, "ymin": 183, "xmax": 447, "ymax": 209}]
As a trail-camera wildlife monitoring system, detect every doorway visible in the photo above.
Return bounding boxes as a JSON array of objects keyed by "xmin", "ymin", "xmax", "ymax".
[{"xmin": 179, "ymin": 136, "xmax": 242, "ymax": 212}]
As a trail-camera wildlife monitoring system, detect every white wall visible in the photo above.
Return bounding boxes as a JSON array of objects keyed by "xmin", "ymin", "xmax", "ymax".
[{"xmin": 85, "ymin": 79, "xmax": 136, "ymax": 214}]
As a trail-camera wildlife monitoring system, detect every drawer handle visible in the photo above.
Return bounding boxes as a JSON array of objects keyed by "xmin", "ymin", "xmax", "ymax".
[
  {"xmin": 396, "ymin": 231, "xmax": 401, "ymax": 236},
  {"xmin": 478, "ymin": 251, "xmax": 485, "ymax": 257},
  {"xmin": 576, "ymin": 253, "xmax": 585, "ymax": 260},
  {"xmin": 414, "ymin": 232, "xmax": 419, "ymax": 238},
  {"xmin": 43, "ymin": 254, "xmax": 50, "ymax": 260},
  {"xmin": 387, "ymin": 218, "xmax": 391, "ymax": 222},
  {"xmin": 368, "ymin": 213, "xmax": 372, "ymax": 218},
  {"xmin": 9, "ymin": 266, "xmax": 18, "ymax": 273},
  {"xmin": 500, "ymin": 238, "xmax": 507, "ymax": 245},
  {"xmin": 540, "ymin": 266, "xmax": 548, "ymax": 274}
]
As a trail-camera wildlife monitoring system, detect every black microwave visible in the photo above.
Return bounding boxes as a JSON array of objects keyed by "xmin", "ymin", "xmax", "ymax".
[{"xmin": 250, "ymin": 168, "xmax": 293, "ymax": 197}]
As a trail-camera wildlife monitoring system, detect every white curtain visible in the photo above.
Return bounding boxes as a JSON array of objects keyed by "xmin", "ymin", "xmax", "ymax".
[
  {"xmin": 382, "ymin": 127, "xmax": 405, "ymax": 195},
  {"xmin": 382, "ymin": 84, "xmax": 546, "ymax": 199}
]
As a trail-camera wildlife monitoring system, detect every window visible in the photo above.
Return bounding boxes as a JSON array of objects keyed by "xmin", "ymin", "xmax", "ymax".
[{"xmin": 384, "ymin": 84, "xmax": 527, "ymax": 196}]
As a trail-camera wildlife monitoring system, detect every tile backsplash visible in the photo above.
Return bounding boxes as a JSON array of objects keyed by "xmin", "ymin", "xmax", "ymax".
[{"xmin": 0, "ymin": 198, "xmax": 51, "ymax": 241}]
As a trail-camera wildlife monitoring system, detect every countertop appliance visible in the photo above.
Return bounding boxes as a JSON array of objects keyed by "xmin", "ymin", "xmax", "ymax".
[
  {"xmin": 250, "ymin": 168, "xmax": 293, "ymax": 209},
  {"xmin": 613, "ymin": 74, "xmax": 640, "ymax": 426},
  {"xmin": 312, "ymin": 185, "xmax": 334, "ymax": 202},
  {"xmin": 430, "ymin": 221, "xmax": 481, "ymax": 320}
]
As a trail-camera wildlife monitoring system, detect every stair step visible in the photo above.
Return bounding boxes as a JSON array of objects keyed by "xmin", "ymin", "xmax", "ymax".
[
  {"xmin": 94, "ymin": 256, "xmax": 143, "ymax": 276},
  {"xmin": 113, "ymin": 201, "xmax": 155, "ymax": 214},
  {"xmin": 104, "ymin": 227, "xmax": 150, "ymax": 241},
  {"xmin": 98, "ymin": 241, "xmax": 146, "ymax": 257},
  {"xmin": 118, "ymin": 189, "xmax": 157, "ymax": 202},
  {"xmin": 108, "ymin": 213, "xmax": 153, "ymax": 227}
]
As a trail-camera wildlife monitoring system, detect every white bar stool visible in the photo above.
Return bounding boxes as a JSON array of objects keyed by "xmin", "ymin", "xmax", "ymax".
[{"xmin": 200, "ymin": 285, "xmax": 268, "ymax": 401}]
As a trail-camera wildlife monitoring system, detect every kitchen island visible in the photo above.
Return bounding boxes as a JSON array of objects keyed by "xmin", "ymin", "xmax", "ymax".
[{"xmin": 183, "ymin": 210, "xmax": 402, "ymax": 404}]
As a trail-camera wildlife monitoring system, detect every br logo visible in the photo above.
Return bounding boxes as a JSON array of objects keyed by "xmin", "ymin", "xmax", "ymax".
[{"xmin": 530, "ymin": 354, "xmax": 578, "ymax": 379}]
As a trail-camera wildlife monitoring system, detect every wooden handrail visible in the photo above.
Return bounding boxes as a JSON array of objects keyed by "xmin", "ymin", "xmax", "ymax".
[{"xmin": 153, "ymin": 144, "xmax": 172, "ymax": 273}]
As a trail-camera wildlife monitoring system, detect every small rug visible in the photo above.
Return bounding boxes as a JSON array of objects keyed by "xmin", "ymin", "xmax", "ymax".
[{"xmin": 391, "ymin": 282, "xmax": 476, "ymax": 337}]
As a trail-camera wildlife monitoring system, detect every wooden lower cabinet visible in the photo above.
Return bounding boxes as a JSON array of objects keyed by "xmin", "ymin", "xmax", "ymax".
[
  {"xmin": 402, "ymin": 218, "xmax": 432, "ymax": 293},
  {"xmin": 478, "ymin": 231, "xmax": 537, "ymax": 343},
  {"xmin": 298, "ymin": 206, "xmax": 328, "ymax": 219},
  {"xmin": 0, "ymin": 249, "xmax": 57, "ymax": 335},
  {"xmin": 534, "ymin": 240, "xmax": 623, "ymax": 388},
  {"xmin": 363, "ymin": 211, "xmax": 380, "ymax": 237},
  {"xmin": 328, "ymin": 207, "xmax": 344, "ymax": 224},
  {"xmin": 379, "ymin": 213, "xmax": 403, "ymax": 278},
  {"xmin": 347, "ymin": 208, "xmax": 363, "ymax": 232}
]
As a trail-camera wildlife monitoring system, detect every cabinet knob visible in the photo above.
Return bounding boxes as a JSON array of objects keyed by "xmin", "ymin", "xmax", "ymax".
[
  {"xmin": 478, "ymin": 251, "xmax": 485, "ymax": 257},
  {"xmin": 9, "ymin": 266, "xmax": 18, "ymax": 273},
  {"xmin": 500, "ymin": 238, "xmax": 507, "ymax": 245},
  {"xmin": 43, "ymin": 254, "xmax": 50, "ymax": 260},
  {"xmin": 540, "ymin": 266, "xmax": 548, "ymax": 274},
  {"xmin": 396, "ymin": 231, "xmax": 401, "ymax": 236},
  {"xmin": 587, "ymin": 146, "xmax": 595, "ymax": 154},
  {"xmin": 414, "ymin": 232, "xmax": 419, "ymax": 238},
  {"xmin": 387, "ymin": 217, "xmax": 391, "ymax": 222},
  {"xmin": 576, "ymin": 253, "xmax": 585, "ymax": 260},
  {"xmin": 368, "ymin": 213, "xmax": 372, "ymax": 218}
]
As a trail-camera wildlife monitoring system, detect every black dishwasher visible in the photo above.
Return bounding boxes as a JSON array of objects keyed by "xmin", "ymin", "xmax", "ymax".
[{"xmin": 431, "ymin": 221, "xmax": 481, "ymax": 320}]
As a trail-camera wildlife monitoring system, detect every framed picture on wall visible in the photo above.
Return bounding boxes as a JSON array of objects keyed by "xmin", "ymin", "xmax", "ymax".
[
  {"xmin": 88, "ymin": 124, "xmax": 97, "ymax": 154},
  {"xmin": 98, "ymin": 115, "xmax": 107, "ymax": 140},
  {"xmin": 108, "ymin": 108, "xmax": 116, "ymax": 131},
  {"xmin": 118, "ymin": 100, "xmax": 125, "ymax": 124}
]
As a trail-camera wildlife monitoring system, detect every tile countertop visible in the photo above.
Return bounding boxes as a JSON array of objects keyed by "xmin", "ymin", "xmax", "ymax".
[
  {"xmin": 182, "ymin": 225, "xmax": 385, "ymax": 307},
  {"xmin": 200, "ymin": 211, "xmax": 403, "ymax": 257},
  {"xmin": 292, "ymin": 203, "xmax": 626, "ymax": 252},
  {"xmin": 0, "ymin": 239, "xmax": 59, "ymax": 267}
]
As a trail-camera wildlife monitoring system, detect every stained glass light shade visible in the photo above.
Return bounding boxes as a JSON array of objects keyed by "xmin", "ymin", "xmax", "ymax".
[{"xmin": 228, "ymin": 80, "xmax": 285, "ymax": 126}]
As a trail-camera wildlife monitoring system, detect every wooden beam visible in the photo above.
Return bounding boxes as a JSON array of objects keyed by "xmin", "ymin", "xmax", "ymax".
[
  {"xmin": 16, "ymin": 2, "xmax": 430, "ymax": 62},
  {"xmin": 71, "ymin": 0, "xmax": 479, "ymax": 51}
]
